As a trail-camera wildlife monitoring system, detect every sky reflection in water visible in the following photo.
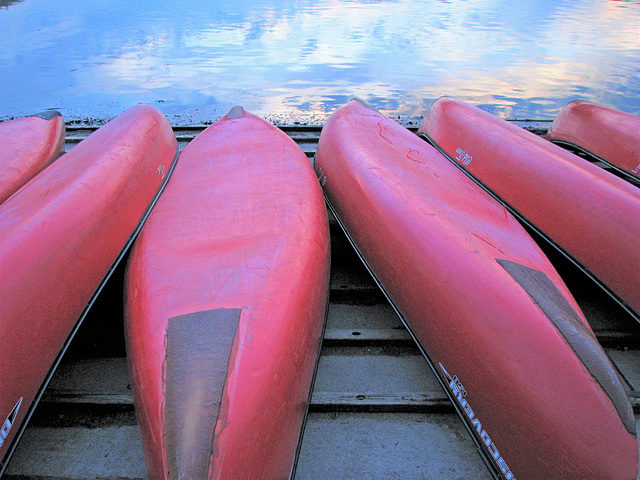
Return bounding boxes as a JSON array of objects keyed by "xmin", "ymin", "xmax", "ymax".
[{"xmin": 0, "ymin": 0, "xmax": 638, "ymax": 123}]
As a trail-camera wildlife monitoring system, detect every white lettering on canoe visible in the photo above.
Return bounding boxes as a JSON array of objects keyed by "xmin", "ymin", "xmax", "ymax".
[
  {"xmin": 439, "ymin": 363, "xmax": 516, "ymax": 480},
  {"xmin": 0, "ymin": 397, "xmax": 23, "ymax": 448},
  {"xmin": 157, "ymin": 164, "xmax": 166, "ymax": 179},
  {"xmin": 633, "ymin": 163, "xmax": 640, "ymax": 174},
  {"xmin": 455, "ymin": 147, "xmax": 473, "ymax": 166}
]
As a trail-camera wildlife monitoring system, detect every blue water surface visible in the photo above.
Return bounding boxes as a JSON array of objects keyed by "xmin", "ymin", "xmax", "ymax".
[{"xmin": 1, "ymin": 0, "xmax": 638, "ymax": 123}]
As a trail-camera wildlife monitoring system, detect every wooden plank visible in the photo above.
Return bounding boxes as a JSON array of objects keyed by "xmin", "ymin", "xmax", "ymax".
[
  {"xmin": 323, "ymin": 328, "xmax": 412, "ymax": 344},
  {"xmin": 41, "ymin": 392, "xmax": 133, "ymax": 406},
  {"xmin": 4, "ymin": 414, "xmax": 498, "ymax": 480},
  {"xmin": 39, "ymin": 390, "xmax": 453, "ymax": 413},
  {"xmin": 297, "ymin": 412, "xmax": 494, "ymax": 480},
  {"xmin": 309, "ymin": 391, "xmax": 451, "ymax": 413},
  {"xmin": 325, "ymin": 303, "xmax": 403, "ymax": 331},
  {"xmin": 323, "ymin": 326, "xmax": 639, "ymax": 347},
  {"xmin": 41, "ymin": 350, "xmax": 640, "ymax": 412},
  {"xmin": 65, "ymin": 120, "xmax": 546, "ymax": 145},
  {"xmin": 607, "ymin": 348, "xmax": 640, "ymax": 391},
  {"xmin": 4, "ymin": 426, "xmax": 146, "ymax": 479}
]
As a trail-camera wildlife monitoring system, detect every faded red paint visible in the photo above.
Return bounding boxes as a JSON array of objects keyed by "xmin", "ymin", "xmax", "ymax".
[
  {"xmin": 0, "ymin": 104, "xmax": 177, "ymax": 472},
  {"xmin": 318, "ymin": 99, "xmax": 637, "ymax": 480},
  {"xmin": 0, "ymin": 112, "xmax": 65, "ymax": 204},
  {"xmin": 125, "ymin": 108, "xmax": 330, "ymax": 480},
  {"xmin": 547, "ymin": 100, "xmax": 640, "ymax": 178},
  {"xmin": 421, "ymin": 96, "xmax": 640, "ymax": 319}
]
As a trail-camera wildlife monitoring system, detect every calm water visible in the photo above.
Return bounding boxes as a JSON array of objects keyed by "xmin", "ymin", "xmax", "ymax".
[{"xmin": 1, "ymin": 0, "xmax": 639, "ymax": 124}]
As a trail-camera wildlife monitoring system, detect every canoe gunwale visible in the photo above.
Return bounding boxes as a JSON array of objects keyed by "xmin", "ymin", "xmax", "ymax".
[
  {"xmin": 548, "ymin": 138, "xmax": 640, "ymax": 186},
  {"xmin": 417, "ymin": 131, "xmax": 640, "ymax": 325},
  {"xmin": 318, "ymin": 190, "xmax": 502, "ymax": 480},
  {"xmin": 0, "ymin": 148, "xmax": 180, "ymax": 477},
  {"xmin": 288, "ymin": 290, "xmax": 331, "ymax": 480}
]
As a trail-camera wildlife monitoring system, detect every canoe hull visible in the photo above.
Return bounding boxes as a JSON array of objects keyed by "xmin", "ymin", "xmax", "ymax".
[
  {"xmin": 547, "ymin": 100, "xmax": 640, "ymax": 178},
  {"xmin": 0, "ymin": 104, "xmax": 177, "ymax": 473},
  {"xmin": 317, "ymin": 100, "xmax": 637, "ymax": 480},
  {"xmin": 125, "ymin": 108, "xmax": 330, "ymax": 480},
  {"xmin": 420, "ymin": 96, "xmax": 640, "ymax": 318},
  {"xmin": 0, "ymin": 111, "xmax": 65, "ymax": 204}
]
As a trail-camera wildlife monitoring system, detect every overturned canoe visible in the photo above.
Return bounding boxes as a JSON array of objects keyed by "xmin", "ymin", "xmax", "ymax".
[
  {"xmin": 0, "ymin": 104, "xmax": 177, "ymax": 474},
  {"xmin": 420, "ymin": 96, "xmax": 640, "ymax": 319},
  {"xmin": 0, "ymin": 111, "xmax": 65, "ymax": 204},
  {"xmin": 317, "ymin": 100, "xmax": 637, "ymax": 480},
  {"xmin": 125, "ymin": 107, "xmax": 330, "ymax": 480},
  {"xmin": 547, "ymin": 100, "xmax": 640, "ymax": 179}
]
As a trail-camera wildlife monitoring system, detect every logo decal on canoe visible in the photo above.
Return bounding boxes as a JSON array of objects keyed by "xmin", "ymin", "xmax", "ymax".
[
  {"xmin": 157, "ymin": 164, "xmax": 166, "ymax": 179},
  {"xmin": 455, "ymin": 147, "xmax": 473, "ymax": 165},
  {"xmin": 0, "ymin": 397, "xmax": 23, "ymax": 448},
  {"xmin": 439, "ymin": 363, "xmax": 516, "ymax": 480}
]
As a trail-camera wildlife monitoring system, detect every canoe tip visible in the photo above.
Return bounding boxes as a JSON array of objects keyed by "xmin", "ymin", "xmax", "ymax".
[{"xmin": 351, "ymin": 97, "xmax": 376, "ymax": 111}]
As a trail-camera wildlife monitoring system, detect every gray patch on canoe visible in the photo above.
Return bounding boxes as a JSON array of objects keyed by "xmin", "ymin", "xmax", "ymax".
[
  {"xmin": 165, "ymin": 308, "xmax": 242, "ymax": 480},
  {"xmin": 226, "ymin": 106, "xmax": 244, "ymax": 119},
  {"xmin": 497, "ymin": 258, "xmax": 636, "ymax": 436},
  {"xmin": 31, "ymin": 110, "xmax": 62, "ymax": 121}
]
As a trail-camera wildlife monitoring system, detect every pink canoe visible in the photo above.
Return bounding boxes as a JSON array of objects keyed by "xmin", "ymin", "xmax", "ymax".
[
  {"xmin": 317, "ymin": 100, "xmax": 637, "ymax": 480},
  {"xmin": 0, "ymin": 104, "xmax": 177, "ymax": 474},
  {"xmin": 0, "ymin": 111, "xmax": 65, "ymax": 204},
  {"xmin": 420, "ymin": 96, "xmax": 640, "ymax": 319},
  {"xmin": 125, "ymin": 107, "xmax": 330, "ymax": 480},
  {"xmin": 547, "ymin": 100, "xmax": 640, "ymax": 179}
]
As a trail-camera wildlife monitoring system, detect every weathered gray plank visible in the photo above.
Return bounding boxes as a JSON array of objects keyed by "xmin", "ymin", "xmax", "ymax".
[
  {"xmin": 296, "ymin": 412, "xmax": 494, "ymax": 480},
  {"xmin": 323, "ymin": 328, "xmax": 412, "ymax": 344},
  {"xmin": 4, "ymin": 426, "xmax": 147, "ymax": 479},
  {"xmin": 314, "ymin": 354, "xmax": 437, "ymax": 393},
  {"xmin": 310, "ymin": 392, "xmax": 450, "ymax": 413},
  {"xmin": 607, "ymin": 348, "xmax": 640, "ymax": 391},
  {"xmin": 42, "ymin": 350, "xmax": 640, "ymax": 412},
  {"xmin": 326, "ymin": 303, "xmax": 402, "ymax": 330},
  {"xmin": 6, "ymin": 414, "xmax": 639, "ymax": 480}
]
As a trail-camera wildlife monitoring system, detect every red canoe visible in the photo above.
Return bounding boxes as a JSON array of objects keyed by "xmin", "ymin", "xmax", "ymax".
[
  {"xmin": 0, "ymin": 111, "xmax": 65, "ymax": 204},
  {"xmin": 316, "ymin": 100, "xmax": 637, "ymax": 480},
  {"xmin": 0, "ymin": 104, "xmax": 177, "ymax": 474},
  {"xmin": 125, "ymin": 107, "xmax": 330, "ymax": 480},
  {"xmin": 420, "ymin": 96, "xmax": 640, "ymax": 319},
  {"xmin": 546, "ymin": 100, "xmax": 640, "ymax": 179}
]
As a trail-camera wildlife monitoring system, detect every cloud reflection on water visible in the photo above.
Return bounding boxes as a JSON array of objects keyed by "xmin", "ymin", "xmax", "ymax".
[{"xmin": 0, "ymin": 0, "xmax": 638, "ymax": 122}]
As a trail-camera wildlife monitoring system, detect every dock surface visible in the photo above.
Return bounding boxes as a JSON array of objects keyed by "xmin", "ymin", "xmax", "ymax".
[{"xmin": 5, "ymin": 122, "xmax": 640, "ymax": 480}]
